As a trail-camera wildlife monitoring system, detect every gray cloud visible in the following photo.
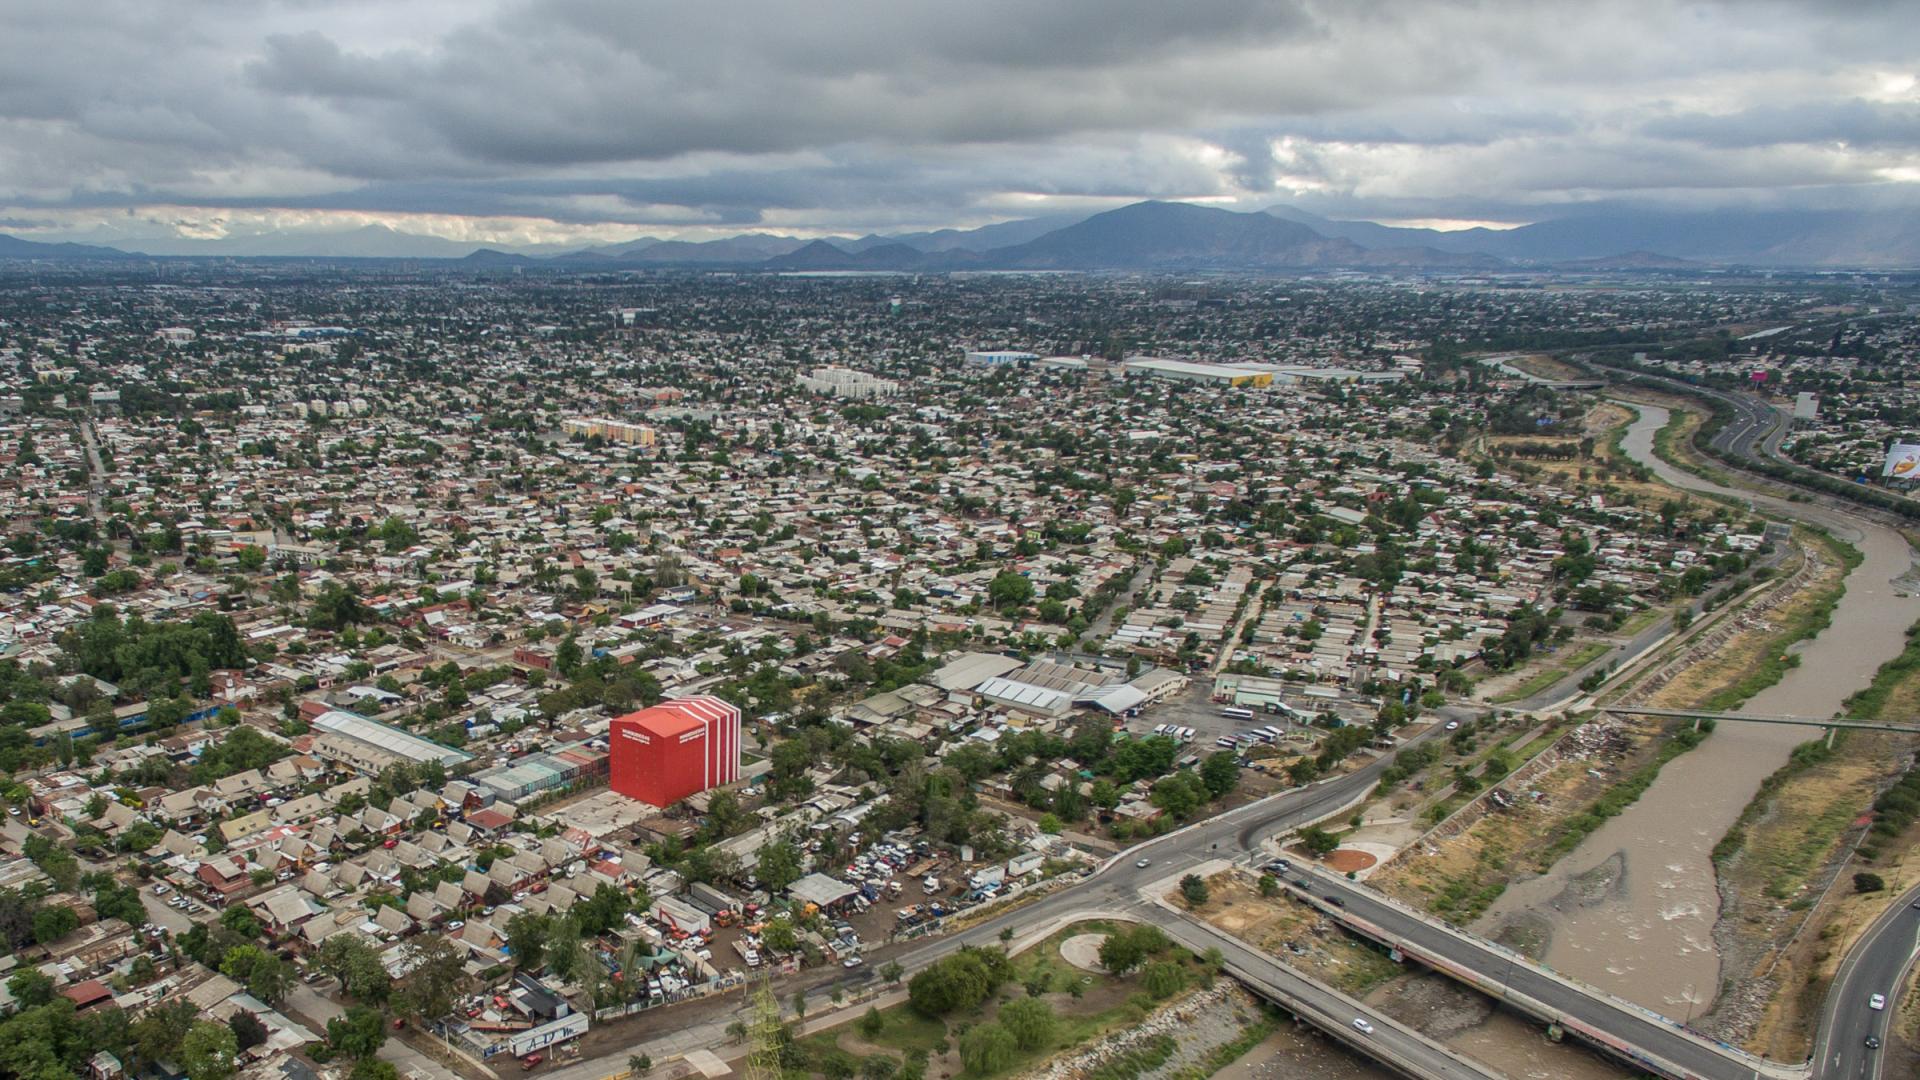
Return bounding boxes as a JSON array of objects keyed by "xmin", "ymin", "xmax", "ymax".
[{"xmin": 0, "ymin": 0, "xmax": 1914, "ymax": 241}]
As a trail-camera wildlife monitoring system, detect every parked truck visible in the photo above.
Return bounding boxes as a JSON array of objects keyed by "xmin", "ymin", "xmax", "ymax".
[{"xmin": 968, "ymin": 865, "xmax": 1006, "ymax": 891}]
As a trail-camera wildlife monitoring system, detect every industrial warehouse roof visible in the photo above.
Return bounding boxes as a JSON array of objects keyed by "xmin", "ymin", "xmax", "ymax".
[
  {"xmin": 788, "ymin": 872, "xmax": 859, "ymax": 909},
  {"xmin": 1074, "ymin": 684, "xmax": 1148, "ymax": 715},
  {"xmin": 974, "ymin": 676, "xmax": 1074, "ymax": 716},
  {"xmin": 311, "ymin": 710, "xmax": 472, "ymax": 765},
  {"xmin": 925, "ymin": 651, "xmax": 1023, "ymax": 692}
]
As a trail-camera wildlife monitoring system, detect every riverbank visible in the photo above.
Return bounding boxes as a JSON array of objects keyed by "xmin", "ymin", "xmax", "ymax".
[
  {"xmin": 1469, "ymin": 401, "xmax": 1920, "ymax": 1018},
  {"xmin": 1706, "ymin": 618, "xmax": 1920, "ymax": 1055},
  {"xmin": 1366, "ymin": 526, "xmax": 1839, "ymax": 936}
]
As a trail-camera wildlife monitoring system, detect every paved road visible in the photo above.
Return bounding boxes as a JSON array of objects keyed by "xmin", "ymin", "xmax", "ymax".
[
  {"xmin": 1278, "ymin": 865, "xmax": 1777, "ymax": 1080},
  {"xmin": 1814, "ymin": 886, "xmax": 1920, "ymax": 1079},
  {"xmin": 1160, "ymin": 910, "xmax": 1499, "ymax": 1080},
  {"xmin": 549, "ymin": 717, "xmax": 1475, "ymax": 1080}
]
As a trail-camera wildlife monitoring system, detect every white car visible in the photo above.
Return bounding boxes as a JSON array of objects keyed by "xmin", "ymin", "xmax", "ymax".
[
  {"xmin": 1870, "ymin": 993, "xmax": 1886, "ymax": 1010},
  {"xmin": 1444, "ymin": 720, "xmax": 1459, "ymax": 730},
  {"xmin": 1352, "ymin": 1018, "xmax": 1374, "ymax": 1034},
  {"xmin": 1135, "ymin": 858, "xmax": 1151, "ymax": 869}
]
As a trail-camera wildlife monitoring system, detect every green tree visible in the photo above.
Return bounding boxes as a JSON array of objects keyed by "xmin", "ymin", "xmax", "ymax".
[
  {"xmin": 327, "ymin": 1005, "xmax": 388, "ymax": 1059},
  {"xmin": 221, "ymin": 945, "xmax": 293, "ymax": 1004},
  {"xmin": 505, "ymin": 912, "xmax": 551, "ymax": 970},
  {"xmin": 756, "ymin": 837, "xmax": 804, "ymax": 893},
  {"xmin": 1199, "ymin": 752, "xmax": 1239, "ymax": 798},
  {"xmin": 181, "ymin": 1021, "xmax": 238, "ymax": 1080},
  {"xmin": 6, "ymin": 969, "xmax": 53, "ymax": 1009},
  {"xmin": 997, "ymin": 997, "xmax": 1055, "ymax": 1050},
  {"xmin": 1179, "ymin": 874, "xmax": 1210, "ymax": 907},
  {"xmin": 317, "ymin": 934, "xmax": 391, "ymax": 1003},
  {"xmin": 1141, "ymin": 960, "xmax": 1186, "ymax": 999},
  {"xmin": 1299, "ymin": 826, "xmax": 1340, "ymax": 857},
  {"xmin": 959, "ymin": 1023, "xmax": 1017, "ymax": 1074},
  {"xmin": 988, "ymin": 571, "xmax": 1035, "ymax": 611},
  {"xmin": 393, "ymin": 935, "xmax": 467, "ymax": 1022}
]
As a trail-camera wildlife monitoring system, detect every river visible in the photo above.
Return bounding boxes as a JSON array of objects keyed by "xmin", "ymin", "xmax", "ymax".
[{"xmin": 1477, "ymin": 402, "xmax": 1919, "ymax": 1017}]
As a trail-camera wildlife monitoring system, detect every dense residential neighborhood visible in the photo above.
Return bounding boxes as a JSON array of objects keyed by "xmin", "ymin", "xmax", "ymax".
[{"xmin": 0, "ymin": 263, "xmax": 1913, "ymax": 1080}]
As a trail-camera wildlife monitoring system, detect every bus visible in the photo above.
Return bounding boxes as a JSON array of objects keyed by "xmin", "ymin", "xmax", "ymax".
[
  {"xmin": 1220, "ymin": 707, "xmax": 1255, "ymax": 721},
  {"xmin": 1257, "ymin": 725, "xmax": 1284, "ymax": 742}
]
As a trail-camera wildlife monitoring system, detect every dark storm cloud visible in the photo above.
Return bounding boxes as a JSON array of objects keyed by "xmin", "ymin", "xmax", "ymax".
[
  {"xmin": 0, "ymin": 0, "xmax": 1914, "ymax": 241},
  {"xmin": 1643, "ymin": 100, "xmax": 1920, "ymax": 150}
]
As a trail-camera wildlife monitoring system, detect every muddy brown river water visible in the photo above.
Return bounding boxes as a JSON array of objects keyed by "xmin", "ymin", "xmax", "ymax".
[{"xmin": 1477, "ymin": 402, "xmax": 1919, "ymax": 1017}]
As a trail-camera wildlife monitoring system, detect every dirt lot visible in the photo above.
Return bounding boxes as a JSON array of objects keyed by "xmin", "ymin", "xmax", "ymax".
[
  {"xmin": 1194, "ymin": 872, "xmax": 1402, "ymax": 996},
  {"xmin": 1507, "ymin": 354, "xmax": 1590, "ymax": 382},
  {"xmin": 1370, "ymin": 718, "xmax": 1656, "ymax": 930}
]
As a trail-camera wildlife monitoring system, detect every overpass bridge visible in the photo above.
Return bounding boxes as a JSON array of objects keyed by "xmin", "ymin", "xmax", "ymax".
[
  {"xmin": 1158, "ymin": 911, "xmax": 1503, "ymax": 1080},
  {"xmin": 1273, "ymin": 865, "xmax": 1790, "ymax": 1080},
  {"xmin": 1599, "ymin": 705, "xmax": 1920, "ymax": 736}
]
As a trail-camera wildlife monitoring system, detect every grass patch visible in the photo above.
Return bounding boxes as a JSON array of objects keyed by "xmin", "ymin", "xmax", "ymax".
[
  {"xmin": 861, "ymin": 1009, "xmax": 950, "ymax": 1054},
  {"xmin": 1490, "ymin": 642, "xmax": 1611, "ymax": 704},
  {"xmin": 1697, "ymin": 529, "xmax": 1860, "ymax": 712},
  {"xmin": 1650, "ymin": 407, "xmax": 1738, "ymax": 490},
  {"xmin": 808, "ymin": 920, "xmax": 1224, "ymax": 1080},
  {"xmin": 1715, "ymin": 616, "xmax": 1920, "ymax": 875}
]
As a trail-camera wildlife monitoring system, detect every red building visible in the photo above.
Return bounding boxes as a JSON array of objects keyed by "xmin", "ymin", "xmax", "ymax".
[{"xmin": 609, "ymin": 696, "xmax": 742, "ymax": 807}]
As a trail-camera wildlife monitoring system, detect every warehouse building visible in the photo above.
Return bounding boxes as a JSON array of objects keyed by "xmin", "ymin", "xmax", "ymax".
[
  {"xmin": 471, "ymin": 746, "xmax": 608, "ymax": 803},
  {"xmin": 309, "ymin": 709, "xmax": 471, "ymax": 771},
  {"xmin": 1121, "ymin": 357, "xmax": 1274, "ymax": 387},
  {"xmin": 610, "ymin": 696, "xmax": 742, "ymax": 807}
]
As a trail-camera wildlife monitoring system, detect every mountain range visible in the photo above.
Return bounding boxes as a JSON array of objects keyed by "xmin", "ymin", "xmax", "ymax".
[{"xmin": 3, "ymin": 201, "xmax": 1917, "ymax": 269}]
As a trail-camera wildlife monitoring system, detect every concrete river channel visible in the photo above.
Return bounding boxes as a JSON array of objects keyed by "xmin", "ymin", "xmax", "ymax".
[{"xmin": 1478, "ymin": 402, "xmax": 1920, "ymax": 1016}]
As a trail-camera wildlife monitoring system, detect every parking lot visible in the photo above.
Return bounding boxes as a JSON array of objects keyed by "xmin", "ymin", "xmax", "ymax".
[{"xmin": 1122, "ymin": 683, "xmax": 1320, "ymax": 754}]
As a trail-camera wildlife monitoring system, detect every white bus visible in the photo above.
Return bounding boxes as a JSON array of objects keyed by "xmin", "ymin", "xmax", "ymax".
[
  {"xmin": 1220, "ymin": 707, "xmax": 1255, "ymax": 721},
  {"xmin": 1258, "ymin": 725, "xmax": 1284, "ymax": 741}
]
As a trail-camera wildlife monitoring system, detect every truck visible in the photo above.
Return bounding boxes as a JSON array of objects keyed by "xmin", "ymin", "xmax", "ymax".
[
  {"xmin": 652, "ymin": 896, "xmax": 711, "ymax": 936},
  {"xmin": 968, "ymin": 865, "xmax": 1006, "ymax": 891},
  {"xmin": 689, "ymin": 881, "xmax": 740, "ymax": 914},
  {"xmin": 507, "ymin": 1014, "xmax": 590, "ymax": 1058}
]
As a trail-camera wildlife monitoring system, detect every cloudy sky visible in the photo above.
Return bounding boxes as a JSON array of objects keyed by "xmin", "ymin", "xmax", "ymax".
[{"xmin": 2, "ymin": 0, "xmax": 1916, "ymax": 251}]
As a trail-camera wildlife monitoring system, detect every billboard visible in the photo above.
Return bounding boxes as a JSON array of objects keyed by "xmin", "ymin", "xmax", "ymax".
[{"xmin": 1883, "ymin": 442, "xmax": 1920, "ymax": 479}]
